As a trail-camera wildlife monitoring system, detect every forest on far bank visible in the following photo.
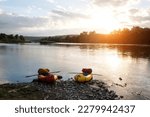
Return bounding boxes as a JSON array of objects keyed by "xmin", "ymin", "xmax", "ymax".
[
  {"xmin": 41, "ymin": 26, "xmax": 150, "ymax": 44},
  {"xmin": 1, "ymin": 26, "xmax": 150, "ymax": 44},
  {"xmin": 0, "ymin": 33, "xmax": 26, "ymax": 43}
]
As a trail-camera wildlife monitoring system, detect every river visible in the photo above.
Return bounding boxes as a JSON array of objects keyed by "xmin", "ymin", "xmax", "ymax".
[{"xmin": 0, "ymin": 43, "xmax": 150, "ymax": 99}]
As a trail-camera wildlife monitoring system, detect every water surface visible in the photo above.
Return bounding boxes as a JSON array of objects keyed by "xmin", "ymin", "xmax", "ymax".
[{"xmin": 0, "ymin": 43, "xmax": 150, "ymax": 99}]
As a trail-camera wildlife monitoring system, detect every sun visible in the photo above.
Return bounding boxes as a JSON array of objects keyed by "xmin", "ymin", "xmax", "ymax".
[{"xmin": 88, "ymin": 9, "xmax": 121, "ymax": 33}]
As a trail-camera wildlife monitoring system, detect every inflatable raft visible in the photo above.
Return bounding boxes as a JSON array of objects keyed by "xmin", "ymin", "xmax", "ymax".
[
  {"xmin": 37, "ymin": 68, "xmax": 62, "ymax": 83},
  {"xmin": 74, "ymin": 73, "xmax": 93, "ymax": 83},
  {"xmin": 38, "ymin": 74, "xmax": 58, "ymax": 83}
]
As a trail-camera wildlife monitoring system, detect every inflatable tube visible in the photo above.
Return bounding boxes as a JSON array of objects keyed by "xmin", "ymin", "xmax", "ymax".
[
  {"xmin": 74, "ymin": 73, "xmax": 93, "ymax": 83},
  {"xmin": 38, "ymin": 74, "xmax": 58, "ymax": 83}
]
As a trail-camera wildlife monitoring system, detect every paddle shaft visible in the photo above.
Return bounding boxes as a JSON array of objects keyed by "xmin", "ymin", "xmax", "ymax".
[
  {"xmin": 25, "ymin": 74, "xmax": 38, "ymax": 77},
  {"xmin": 25, "ymin": 71, "xmax": 61, "ymax": 78},
  {"xmin": 69, "ymin": 72, "xmax": 102, "ymax": 76}
]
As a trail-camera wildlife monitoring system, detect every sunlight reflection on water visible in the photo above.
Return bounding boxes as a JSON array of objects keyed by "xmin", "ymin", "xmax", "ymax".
[{"xmin": 0, "ymin": 43, "xmax": 150, "ymax": 99}]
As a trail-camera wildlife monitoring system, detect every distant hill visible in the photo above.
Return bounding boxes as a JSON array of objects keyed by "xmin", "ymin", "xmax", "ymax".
[
  {"xmin": 24, "ymin": 36, "xmax": 47, "ymax": 42},
  {"xmin": 25, "ymin": 34, "xmax": 79, "ymax": 43}
]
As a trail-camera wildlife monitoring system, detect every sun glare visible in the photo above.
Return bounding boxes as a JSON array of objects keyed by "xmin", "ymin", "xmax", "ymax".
[
  {"xmin": 106, "ymin": 54, "xmax": 121, "ymax": 70},
  {"xmin": 89, "ymin": 9, "xmax": 121, "ymax": 33}
]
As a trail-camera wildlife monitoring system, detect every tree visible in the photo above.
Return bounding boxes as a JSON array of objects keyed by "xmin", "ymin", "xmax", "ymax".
[{"xmin": 19, "ymin": 35, "xmax": 25, "ymax": 41}]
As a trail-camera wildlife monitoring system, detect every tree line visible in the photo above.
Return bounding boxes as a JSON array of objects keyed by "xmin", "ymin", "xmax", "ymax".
[
  {"xmin": 0, "ymin": 33, "xmax": 26, "ymax": 43},
  {"xmin": 41, "ymin": 26, "xmax": 150, "ymax": 44}
]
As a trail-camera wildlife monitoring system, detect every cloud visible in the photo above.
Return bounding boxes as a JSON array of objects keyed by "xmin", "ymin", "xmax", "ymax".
[
  {"xmin": 0, "ymin": 12, "xmax": 50, "ymax": 34},
  {"xmin": 92, "ymin": 0, "xmax": 140, "ymax": 7},
  {"xmin": 51, "ymin": 9, "xmax": 90, "ymax": 19},
  {"xmin": 0, "ymin": 0, "xmax": 150, "ymax": 36},
  {"xmin": 0, "ymin": 9, "xmax": 3, "ymax": 13},
  {"xmin": 128, "ymin": 8, "xmax": 150, "ymax": 28},
  {"xmin": 130, "ymin": 15, "xmax": 150, "ymax": 23},
  {"xmin": 147, "ymin": 8, "xmax": 150, "ymax": 14},
  {"xmin": 46, "ymin": 0, "xmax": 55, "ymax": 3},
  {"xmin": 26, "ymin": 5, "xmax": 42, "ymax": 14},
  {"xmin": 0, "ymin": 13, "xmax": 48, "ymax": 28},
  {"xmin": 0, "ymin": 0, "xmax": 7, "ymax": 2},
  {"xmin": 0, "ymin": 9, "xmax": 90, "ymax": 36},
  {"xmin": 129, "ymin": 8, "xmax": 139, "ymax": 14}
]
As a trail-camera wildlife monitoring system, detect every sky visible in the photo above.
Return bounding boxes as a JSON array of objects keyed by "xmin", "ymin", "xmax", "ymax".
[{"xmin": 0, "ymin": 0, "xmax": 150, "ymax": 36}]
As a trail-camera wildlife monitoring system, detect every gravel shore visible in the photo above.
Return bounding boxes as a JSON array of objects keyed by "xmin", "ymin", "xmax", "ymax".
[{"xmin": 0, "ymin": 80, "xmax": 121, "ymax": 100}]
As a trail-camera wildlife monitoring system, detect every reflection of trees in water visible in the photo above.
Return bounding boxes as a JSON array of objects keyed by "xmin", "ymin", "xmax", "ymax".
[
  {"xmin": 52, "ymin": 43, "xmax": 150, "ymax": 59},
  {"xmin": 0, "ymin": 45, "xmax": 7, "ymax": 54},
  {"xmin": 79, "ymin": 45, "xmax": 102, "ymax": 50},
  {"xmin": 78, "ymin": 44, "xmax": 150, "ymax": 59},
  {"xmin": 114, "ymin": 45, "xmax": 150, "ymax": 59},
  {"xmin": 53, "ymin": 43, "xmax": 104, "ymax": 49},
  {"xmin": 0, "ymin": 45, "xmax": 7, "ymax": 50}
]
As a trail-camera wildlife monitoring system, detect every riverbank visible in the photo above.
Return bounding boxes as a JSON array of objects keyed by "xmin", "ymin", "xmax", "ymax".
[{"xmin": 0, "ymin": 80, "xmax": 121, "ymax": 100}]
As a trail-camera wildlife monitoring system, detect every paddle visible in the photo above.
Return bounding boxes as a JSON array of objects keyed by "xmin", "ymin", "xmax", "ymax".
[
  {"xmin": 68, "ymin": 72, "xmax": 103, "ymax": 76},
  {"xmin": 25, "ymin": 71, "xmax": 61, "ymax": 78}
]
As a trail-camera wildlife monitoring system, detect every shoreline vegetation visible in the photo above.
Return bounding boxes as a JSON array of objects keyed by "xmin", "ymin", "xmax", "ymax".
[
  {"xmin": 40, "ymin": 26, "xmax": 150, "ymax": 44},
  {"xmin": 1, "ymin": 26, "xmax": 150, "ymax": 45},
  {"xmin": 0, "ymin": 33, "xmax": 29, "ymax": 43},
  {"xmin": 0, "ymin": 80, "xmax": 121, "ymax": 100}
]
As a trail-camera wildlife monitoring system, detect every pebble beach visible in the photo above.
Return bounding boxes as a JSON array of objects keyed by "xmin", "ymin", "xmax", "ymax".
[{"xmin": 0, "ymin": 80, "xmax": 121, "ymax": 100}]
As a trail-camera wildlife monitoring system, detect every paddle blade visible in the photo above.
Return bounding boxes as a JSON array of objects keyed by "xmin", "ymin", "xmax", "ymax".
[
  {"xmin": 57, "ymin": 75, "xmax": 63, "ymax": 79},
  {"xmin": 25, "ymin": 74, "xmax": 38, "ymax": 78}
]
